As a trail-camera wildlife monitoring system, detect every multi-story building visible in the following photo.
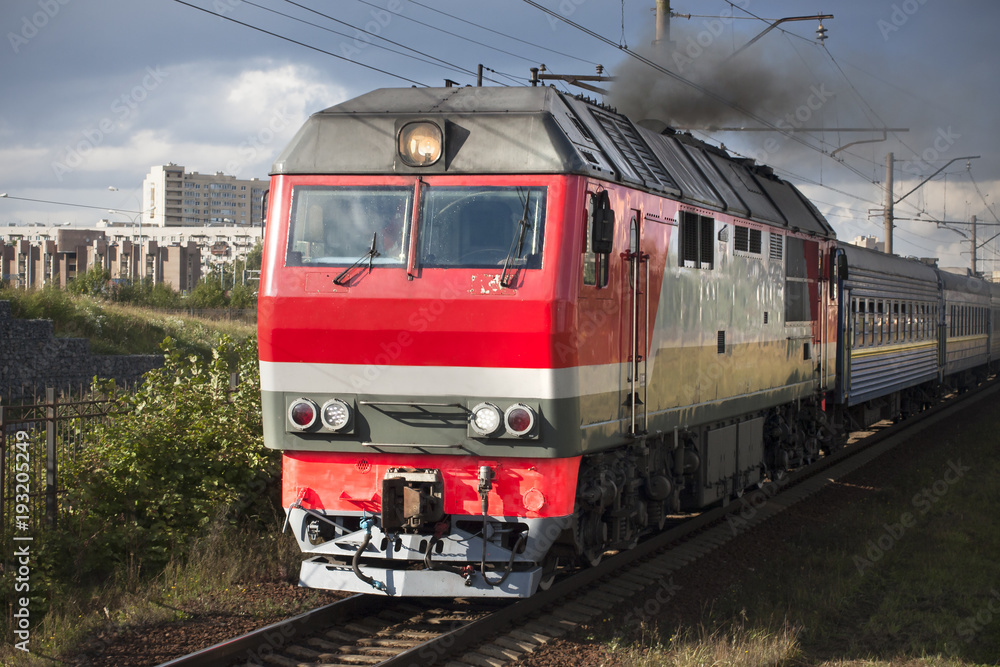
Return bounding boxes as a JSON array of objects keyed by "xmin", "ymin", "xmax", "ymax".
[
  {"xmin": 851, "ymin": 235, "xmax": 885, "ymax": 252},
  {"xmin": 142, "ymin": 163, "xmax": 266, "ymax": 227},
  {"xmin": 0, "ymin": 228, "xmax": 200, "ymax": 291}
]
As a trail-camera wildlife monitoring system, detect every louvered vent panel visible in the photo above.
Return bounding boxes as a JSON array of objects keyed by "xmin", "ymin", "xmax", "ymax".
[
  {"xmin": 770, "ymin": 233, "xmax": 783, "ymax": 260},
  {"xmin": 590, "ymin": 110, "xmax": 675, "ymax": 190},
  {"xmin": 699, "ymin": 216, "xmax": 714, "ymax": 268}
]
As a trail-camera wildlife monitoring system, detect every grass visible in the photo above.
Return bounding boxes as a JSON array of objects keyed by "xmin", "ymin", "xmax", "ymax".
[
  {"xmin": 604, "ymin": 400, "xmax": 1000, "ymax": 666},
  {"xmin": 0, "ymin": 514, "xmax": 319, "ymax": 666},
  {"xmin": 0, "ymin": 287, "xmax": 275, "ymax": 664},
  {"xmin": 609, "ymin": 620, "xmax": 803, "ymax": 666},
  {"xmin": 0, "ymin": 286, "xmax": 255, "ymax": 356}
]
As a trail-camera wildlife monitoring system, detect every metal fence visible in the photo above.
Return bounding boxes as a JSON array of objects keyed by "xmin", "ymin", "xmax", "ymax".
[{"xmin": 0, "ymin": 387, "xmax": 121, "ymax": 545}]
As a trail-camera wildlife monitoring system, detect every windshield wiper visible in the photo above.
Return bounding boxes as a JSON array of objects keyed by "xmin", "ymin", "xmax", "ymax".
[
  {"xmin": 500, "ymin": 193, "xmax": 531, "ymax": 288},
  {"xmin": 333, "ymin": 232, "xmax": 380, "ymax": 285}
]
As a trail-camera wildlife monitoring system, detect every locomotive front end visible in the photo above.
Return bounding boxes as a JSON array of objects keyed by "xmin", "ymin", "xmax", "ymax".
[{"xmin": 258, "ymin": 88, "xmax": 589, "ymax": 597}]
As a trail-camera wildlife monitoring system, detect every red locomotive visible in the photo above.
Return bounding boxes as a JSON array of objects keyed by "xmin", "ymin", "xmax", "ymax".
[{"xmin": 258, "ymin": 86, "xmax": 994, "ymax": 597}]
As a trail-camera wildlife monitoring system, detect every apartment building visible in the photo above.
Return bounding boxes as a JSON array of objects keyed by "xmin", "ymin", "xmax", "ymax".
[
  {"xmin": 0, "ymin": 228, "xmax": 200, "ymax": 291},
  {"xmin": 142, "ymin": 163, "xmax": 266, "ymax": 227}
]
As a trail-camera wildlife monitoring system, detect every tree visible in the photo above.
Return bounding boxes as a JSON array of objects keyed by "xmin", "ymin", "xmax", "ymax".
[
  {"xmin": 68, "ymin": 265, "xmax": 110, "ymax": 297},
  {"xmin": 244, "ymin": 240, "xmax": 263, "ymax": 271},
  {"xmin": 229, "ymin": 283, "xmax": 257, "ymax": 310},
  {"xmin": 186, "ymin": 278, "xmax": 228, "ymax": 308}
]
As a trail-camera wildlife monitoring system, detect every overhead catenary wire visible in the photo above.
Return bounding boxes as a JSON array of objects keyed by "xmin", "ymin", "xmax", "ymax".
[
  {"xmin": 340, "ymin": 0, "xmax": 551, "ymax": 68},
  {"xmin": 519, "ymin": 0, "xmax": 888, "ymax": 191},
  {"xmin": 404, "ymin": 0, "xmax": 602, "ymax": 68},
  {"xmin": 277, "ymin": 0, "xmax": 504, "ymax": 85},
  {"xmin": 237, "ymin": 0, "xmax": 475, "ymax": 79},
  {"xmin": 707, "ymin": 2, "xmax": 921, "ymax": 186},
  {"xmin": 169, "ymin": 0, "xmax": 429, "ymax": 87}
]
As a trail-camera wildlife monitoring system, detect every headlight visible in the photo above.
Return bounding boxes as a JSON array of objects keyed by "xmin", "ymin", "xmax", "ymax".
[
  {"xmin": 288, "ymin": 398, "xmax": 318, "ymax": 430},
  {"xmin": 321, "ymin": 398, "xmax": 352, "ymax": 432},
  {"xmin": 504, "ymin": 403, "xmax": 536, "ymax": 437},
  {"xmin": 470, "ymin": 402, "xmax": 503, "ymax": 437},
  {"xmin": 398, "ymin": 121, "xmax": 443, "ymax": 166}
]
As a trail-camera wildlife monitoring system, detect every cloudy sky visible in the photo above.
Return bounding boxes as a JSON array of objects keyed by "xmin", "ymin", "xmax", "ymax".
[{"xmin": 1, "ymin": 0, "xmax": 997, "ymax": 269}]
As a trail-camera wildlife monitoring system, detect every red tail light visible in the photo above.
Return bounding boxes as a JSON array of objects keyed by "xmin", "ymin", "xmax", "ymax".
[
  {"xmin": 504, "ymin": 404, "xmax": 536, "ymax": 437},
  {"xmin": 288, "ymin": 399, "xmax": 318, "ymax": 430}
]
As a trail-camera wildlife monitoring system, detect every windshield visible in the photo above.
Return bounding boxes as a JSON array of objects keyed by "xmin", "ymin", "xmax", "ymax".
[
  {"xmin": 285, "ymin": 184, "xmax": 546, "ymax": 270},
  {"xmin": 419, "ymin": 186, "xmax": 545, "ymax": 269},
  {"xmin": 286, "ymin": 186, "xmax": 412, "ymax": 267}
]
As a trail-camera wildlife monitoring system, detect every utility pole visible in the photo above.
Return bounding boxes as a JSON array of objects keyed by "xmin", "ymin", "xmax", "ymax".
[
  {"xmin": 971, "ymin": 214, "xmax": 977, "ymax": 275},
  {"xmin": 883, "ymin": 152, "xmax": 894, "ymax": 255},
  {"xmin": 654, "ymin": 0, "xmax": 670, "ymax": 46}
]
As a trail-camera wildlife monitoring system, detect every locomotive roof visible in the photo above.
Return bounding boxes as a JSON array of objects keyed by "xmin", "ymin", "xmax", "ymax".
[{"xmin": 272, "ymin": 86, "xmax": 834, "ymax": 239}]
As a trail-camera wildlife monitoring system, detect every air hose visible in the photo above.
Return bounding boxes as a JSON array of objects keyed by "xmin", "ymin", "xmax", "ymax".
[
  {"xmin": 352, "ymin": 517, "xmax": 388, "ymax": 594},
  {"xmin": 477, "ymin": 465, "xmax": 527, "ymax": 588}
]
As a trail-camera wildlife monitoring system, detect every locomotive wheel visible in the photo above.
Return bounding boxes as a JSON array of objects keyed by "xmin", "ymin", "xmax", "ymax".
[
  {"xmin": 581, "ymin": 543, "xmax": 604, "ymax": 568},
  {"xmin": 537, "ymin": 553, "xmax": 559, "ymax": 591},
  {"xmin": 574, "ymin": 508, "xmax": 606, "ymax": 568}
]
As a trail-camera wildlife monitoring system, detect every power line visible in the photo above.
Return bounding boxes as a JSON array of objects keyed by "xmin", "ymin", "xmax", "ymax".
[
  {"xmin": 0, "ymin": 194, "xmax": 140, "ymax": 214},
  {"xmin": 236, "ymin": 0, "xmax": 473, "ymax": 78},
  {"xmin": 277, "ymin": 0, "xmax": 492, "ymax": 84},
  {"xmin": 170, "ymin": 0, "xmax": 428, "ymax": 87},
  {"xmin": 968, "ymin": 168, "xmax": 1000, "ymax": 224},
  {"xmin": 342, "ymin": 0, "xmax": 543, "ymax": 68},
  {"xmin": 520, "ymin": 0, "xmax": 885, "ymax": 189},
  {"xmin": 405, "ymin": 0, "xmax": 601, "ymax": 68}
]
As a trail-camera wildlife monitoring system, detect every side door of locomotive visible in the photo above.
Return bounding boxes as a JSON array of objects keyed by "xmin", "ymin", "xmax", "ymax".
[{"xmin": 577, "ymin": 189, "xmax": 620, "ymax": 447}]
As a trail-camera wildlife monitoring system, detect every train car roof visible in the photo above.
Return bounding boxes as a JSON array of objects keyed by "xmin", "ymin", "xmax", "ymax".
[
  {"xmin": 839, "ymin": 243, "xmax": 939, "ymax": 283},
  {"xmin": 938, "ymin": 267, "xmax": 992, "ymax": 297},
  {"xmin": 272, "ymin": 86, "xmax": 835, "ymax": 239}
]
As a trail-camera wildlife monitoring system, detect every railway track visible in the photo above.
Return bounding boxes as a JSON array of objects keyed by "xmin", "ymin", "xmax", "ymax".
[{"xmin": 159, "ymin": 379, "xmax": 1000, "ymax": 667}]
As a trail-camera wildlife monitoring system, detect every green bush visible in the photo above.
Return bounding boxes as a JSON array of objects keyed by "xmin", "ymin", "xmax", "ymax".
[
  {"xmin": 187, "ymin": 279, "xmax": 229, "ymax": 308},
  {"xmin": 229, "ymin": 283, "xmax": 258, "ymax": 310},
  {"xmin": 111, "ymin": 278, "xmax": 183, "ymax": 309},
  {"xmin": 67, "ymin": 266, "xmax": 110, "ymax": 297},
  {"xmin": 52, "ymin": 335, "xmax": 277, "ymax": 581}
]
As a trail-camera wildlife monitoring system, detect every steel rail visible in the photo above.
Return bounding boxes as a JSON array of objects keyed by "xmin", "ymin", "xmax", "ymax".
[
  {"xmin": 160, "ymin": 378, "xmax": 999, "ymax": 667},
  {"xmin": 156, "ymin": 594, "xmax": 388, "ymax": 667},
  {"xmin": 381, "ymin": 378, "xmax": 1000, "ymax": 666}
]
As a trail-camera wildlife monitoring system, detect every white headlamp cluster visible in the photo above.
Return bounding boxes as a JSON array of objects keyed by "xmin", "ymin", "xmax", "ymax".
[
  {"xmin": 469, "ymin": 401, "xmax": 537, "ymax": 438},
  {"xmin": 288, "ymin": 397, "xmax": 353, "ymax": 433}
]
